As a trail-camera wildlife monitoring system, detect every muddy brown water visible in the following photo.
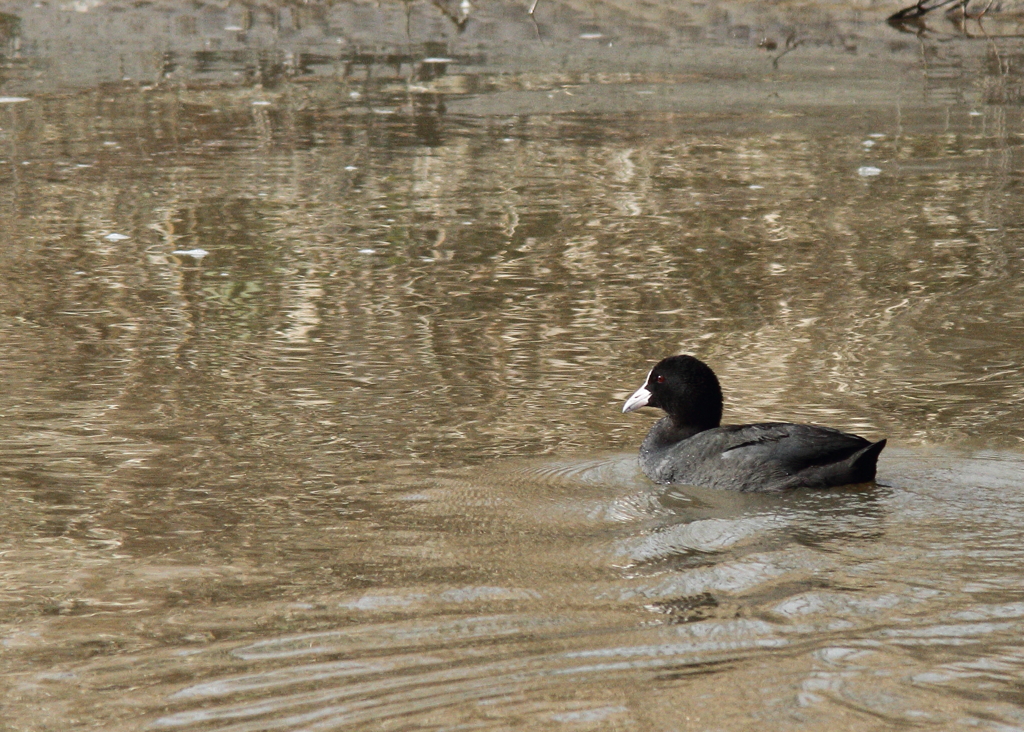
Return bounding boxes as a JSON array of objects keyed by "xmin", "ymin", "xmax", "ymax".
[{"xmin": 3, "ymin": 1, "xmax": 1024, "ymax": 729}]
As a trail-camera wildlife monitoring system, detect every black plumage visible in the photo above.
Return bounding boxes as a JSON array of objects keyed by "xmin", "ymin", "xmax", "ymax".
[{"xmin": 623, "ymin": 355, "xmax": 886, "ymax": 492}]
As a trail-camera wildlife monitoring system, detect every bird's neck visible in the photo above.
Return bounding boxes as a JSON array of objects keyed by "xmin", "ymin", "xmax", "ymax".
[{"xmin": 644, "ymin": 416, "xmax": 710, "ymax": 449}]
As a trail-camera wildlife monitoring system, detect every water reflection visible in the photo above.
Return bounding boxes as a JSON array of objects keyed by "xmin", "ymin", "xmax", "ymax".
[{"xmin": 3, "ymin": 1, "xmax": 1024, "ymax": 729}]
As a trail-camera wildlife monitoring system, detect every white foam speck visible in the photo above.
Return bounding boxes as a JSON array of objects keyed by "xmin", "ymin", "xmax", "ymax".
[{"xmin": 172, "ymin": 248, "xmax": 210, "ymax": 259}]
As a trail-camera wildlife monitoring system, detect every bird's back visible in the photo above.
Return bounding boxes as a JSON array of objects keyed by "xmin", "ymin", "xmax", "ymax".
[{"xmin": 640, "ymin": 419, "xmax": 886, "ymax": 492}]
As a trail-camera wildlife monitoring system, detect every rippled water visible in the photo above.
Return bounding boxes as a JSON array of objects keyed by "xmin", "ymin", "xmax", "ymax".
[{"xmin": 4, "ymin": 0, "xmax": 1024, "ymax": 729}]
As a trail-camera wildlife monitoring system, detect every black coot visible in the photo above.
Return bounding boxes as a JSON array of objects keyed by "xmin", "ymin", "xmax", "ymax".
[{"xmin": 622, "ymin": 355, "xmax": 886, "ymax": 492}]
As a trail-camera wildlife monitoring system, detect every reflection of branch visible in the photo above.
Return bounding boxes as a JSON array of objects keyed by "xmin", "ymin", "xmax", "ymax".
[
  {"xmin": 890, "ymin": 0, "xmax": 962, "ymax": 20},
  {"xmin": 886, "ymin": 0, "xmax": 1002, "ymax": 21},
  {"xmin": 767, "ymin": 35, "xmax": 803, "ymax": 69},
  {"xmin": 888, "ymin": 10, "xmax": 1024, "ymax": 38},
  {"xmin": 431, "ymin": 0, "xmax": 470, "ymax": 33},
  {"xmin": 888, "ymin": 14, "xmax": 934, "ymax": 35},
  {"xmin": 528, "ymin": 0, "xmax": 542, "ymax": 39}
]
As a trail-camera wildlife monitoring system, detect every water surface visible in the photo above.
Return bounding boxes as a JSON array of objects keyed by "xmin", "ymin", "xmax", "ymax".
[{"xmin": 3, "ymin": 1, "xmax": 1024, "ymax": 729}]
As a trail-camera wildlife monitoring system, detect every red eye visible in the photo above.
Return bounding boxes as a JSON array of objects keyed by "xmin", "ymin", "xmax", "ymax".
[{"xmin": 656, "ymin": 374, "xmax": 665, "ymax": 384}]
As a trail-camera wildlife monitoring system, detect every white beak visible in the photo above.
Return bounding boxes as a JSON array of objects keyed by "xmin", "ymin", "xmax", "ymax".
[{"xmin": 622, "ymin": 382, "xmax": 653, "ymax": 413}]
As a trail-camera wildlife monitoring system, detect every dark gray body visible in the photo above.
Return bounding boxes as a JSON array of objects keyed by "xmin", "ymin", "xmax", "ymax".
[{"xmin": 639, "ymin": 417, "xmax": 887, "ymax": 492}]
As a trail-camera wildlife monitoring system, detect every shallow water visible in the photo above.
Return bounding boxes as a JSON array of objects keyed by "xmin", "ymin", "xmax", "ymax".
[{"xmin": 3, "ymin": 0, "xmax": 1024, "ymax": 729}]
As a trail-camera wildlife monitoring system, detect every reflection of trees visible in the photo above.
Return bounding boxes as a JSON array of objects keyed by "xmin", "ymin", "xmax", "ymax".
[
  {"xmin": 3, "ymin": 79, "xmax": 1024, "ymax": 506},
  {"xmin": 1, "ymin": 73, "xmax": 1023, "ymax": 636},
  {"xmin": 0, "ymin": 0, "xmax": 934, "ymax": 92}
]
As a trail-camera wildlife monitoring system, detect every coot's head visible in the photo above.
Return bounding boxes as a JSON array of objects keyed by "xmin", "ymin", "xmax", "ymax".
[{"xmin": 622, "ymin": 355, "xmax": 723, "ymax": 430}]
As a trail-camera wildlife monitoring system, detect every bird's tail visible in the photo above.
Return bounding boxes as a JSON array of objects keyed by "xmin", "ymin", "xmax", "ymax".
[{"xmin": 849, "ymin": 439, "xmax": 887, "ymax": 483}]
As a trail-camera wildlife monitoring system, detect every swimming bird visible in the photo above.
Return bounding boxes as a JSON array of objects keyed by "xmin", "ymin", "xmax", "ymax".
[{"xmin": 622, "ymin": 355, "xmax": 886, "ymax": 492}]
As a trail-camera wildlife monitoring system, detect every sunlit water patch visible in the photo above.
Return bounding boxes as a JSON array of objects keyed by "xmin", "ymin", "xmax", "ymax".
[{"xmin": 5, "ymin": 448, "xmax": 1020, "ymax": 730}]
